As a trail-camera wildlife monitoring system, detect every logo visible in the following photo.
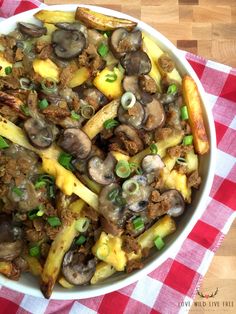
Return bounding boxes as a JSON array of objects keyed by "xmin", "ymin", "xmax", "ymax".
[{"xmin": 197, "ymin": 287, "xmax": 218, "ymax": 299}]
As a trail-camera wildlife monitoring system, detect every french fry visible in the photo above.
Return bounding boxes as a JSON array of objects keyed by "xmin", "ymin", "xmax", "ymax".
[
  {"xmin": 185, "ymin": 149, "xmax": 198, "ymax": 174},
  {"xmin": 36, "ymin": 23, "xmax": 57, "ymax": 44},
  {"xmin": 24, "ymin": 255, "xmax": 43, "ymax": 276},
  {"xmin": 91, "ymin": 262, "xmax": 116, "ymax": 285},
  {"xmin": 69, "ymin": 67, "xmax": 90, "ymax": 88},
  {"xmin": 111, "ymin": 151, "xmax": 129, "ymax": 162},
  {"xmin": 33, "ymin": 58, "xmax": 60, "ymax": 82},
  {"xmin": 76, "ymin": 7, "xmax": 137, "ymax": 31},
  {"xmin": 183, "ymin": 76, "xmax": 209, "ymax": 155},
  {"xmin": 82, "ymin": 99, "xmax": 120, "ymax": 139},
  {"xmin": 42, "ymin": 158, "xmax": 99, "ymax": 210},
  {"xmin": 58, "ymin": 276, "xmax": 74, "ymax": 289},
  {"xmin": 34, "ymin": 10, "xmax": 75, "ymax": 24},
  {"xmin": 79, "ymin": 174, "xmax": 102, "ymax": 194}
]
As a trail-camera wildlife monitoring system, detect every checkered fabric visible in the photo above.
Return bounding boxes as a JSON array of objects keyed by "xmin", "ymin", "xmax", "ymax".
[{"xmin": 0, "ymin": 1, "xmax": 235, "ymax": 314}]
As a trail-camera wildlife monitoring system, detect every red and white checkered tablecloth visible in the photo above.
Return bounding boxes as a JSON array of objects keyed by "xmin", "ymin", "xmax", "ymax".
[{"xmin": 0, "ymin": 1, "xmax": 236, "ymax": 314}]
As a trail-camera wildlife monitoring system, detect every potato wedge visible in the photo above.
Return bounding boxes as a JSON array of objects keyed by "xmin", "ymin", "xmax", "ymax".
[
  {"xmin": 69, "ymin": 67, "xmax": 90, "ymax": 88},
  {"xmin": 33, "ymin": 58, "xmax": 60, "ymax": 82},
  {"xmin": 42, "ymin": 158, "xmax": 99, "ymax": 210},
  {"xmin": 76, "ymin": 7, "xmax": 137, "ymax": 31},
  {"xmin": 34, "ymin": 10, "xmax": 75, "ymax": 24},
  {"xmin": 111, "ymin": 151, "xmax": 130, "ymax": 162},
  {"xmin": 183, "ymin": 76, "xmax": 209, "ymax": 155},
  {"xmin": 58, "ymin": 276, "xmax": 74, "ymax": 289},
  {"xmin": 82, "ymin": 99, "xmax": 120, "ymax": 139},
  {"xmin": 185, "ymin": 149, "xmax": 198, "ymax": 174},
  {"xmin": 0, "ymin": 53, "xmax": 12, "ymax": 77},
  {"xmin": 91, "ymin": 262, "xmax": 116, "ymax": 285},
  {"xmin": 93, "ymin": 67, "xmax": 124, "ymax": 100},
  {"xmin": 24, "ymin": 255, "xmax": 42, "ymax": 276}
]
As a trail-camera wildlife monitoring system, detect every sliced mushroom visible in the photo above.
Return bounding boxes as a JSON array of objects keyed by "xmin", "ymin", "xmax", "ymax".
[
  {"xmin": 142, "ymin": 154, "xmax": 165, "ymax": 173},
  {"xmin": 121, "ymin": 51, "xmax": 151, "ymax": 76},
  {"xmin": 99, "ymin": 183, "xmax": 127, "ymax": 225},
  {"xmin": 122, "ymin": 76, "xmax": 152, "ymax": 105},
  {"xmin": 62, "ymin": 250, "xmax": 96, "ymax": 285},
  {"xmin": 52, "ymin": 29, "xmax": 86, "ymax": 59},
  {"xmin": 122, "ymin": 175, "xmax": 151, "ymax": 212},
  {"xmin": 88, "ymin": 153, "xmax": 116, "ymax": 185},
  {"xmin": 109, "ymin": 28, "xmax": 142, "ymax": 58},
  {"xmin": 143, "ymin": 98, "xmax": 165, "ymax": 131},
  {"xmin": 18, "ymin": 22, "xmax": 47, "ymax": 38},
  {"xmin": 83, "ymin": 88, "xmax": 108, "ymax": 111},
  {"xmin": 56, "ymin": 22, "xmax": 88, "ymax": 41},
  {"xmin": 114, "ymin": 124, "xmax": 143, "ymax": 154},
  {"xmin": 58, "ymin": 128, "xmax": 92, "ymax": 159},
  {"xmin": 161, "ymin": 189, "xmax": 185, "ymax": 217},
  {"xmin": 24, "ymin": 118, "xmax": 53, "ymax": 149},
  {"xmin": 118, "ymin": 102, "xmax": 145, "ymax": 129},
  {"xmin": 0, "ymin": 215, "xmax": 23, "ymax": 261},
  {"xmin": 139, "ymin": 75, "xmax": 157, "ymax": 94}
]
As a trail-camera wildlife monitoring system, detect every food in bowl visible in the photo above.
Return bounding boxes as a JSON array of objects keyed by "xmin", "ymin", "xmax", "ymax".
[{"xmin": 0, "ymin": 7, "xmax": 209, "ymax": 298}]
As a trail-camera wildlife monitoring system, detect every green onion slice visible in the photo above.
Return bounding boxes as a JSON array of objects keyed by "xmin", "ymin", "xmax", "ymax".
[
  {"xmin": 29, "ymin": 245, "xmax": 40, "ymax": 257},
  {"xmin": 12, "ymin": 186, "xmax": 23, "ymax": 197},
  {"xmin": 122, "ymin": 179, "xmax": 139, "ymax": 195},
  {"xmin": 115, "ymin": 160, "xmax": 131, "ymax": 178},
  {"xmin": 105, "ymin": 72, "xmax": 117, "ymax": 83},
  {"xmin": 176, "ymin": 157, "xmax": 187, "ymax": 165},
  {"xmin": 5, "ymin": 66, "xmax": 12, "ymax": 75},
  {"xmin": 41, "ymin": 78, "xmax": 57, "ymax": 94},
  {"xmin": 103, "ymin": 118, "xmax": 119, "ymax": 129},
  {"xmin": 0, "ymin": 136, "xmax": 9, "ymax": 149},
  {"xmin": 71, "ymin": 110, "xmax": 81, "ymax": 120},
  {"xmin": 183, "ymin": 135, "xmax": 193, "ymax": 145},
  {"xmin": 47, "ymin": 216, "xmax": 61, "ymax": 227},
  {"xmin": 150, "ymin": 143, "xmax": 158, "ymax": 155},
  {"xmin": 34, "ymin": 180, "xmax": 46, "ymax": 189},
  {"xmin": 58, "ymin": 152, "xmax": 73, "ymax": 170},
  {"xmin": 114, "ymin": 195, "xmax": 126, "ymax": 207},
  {"xmin": 75, "ymin": 235, "xmax": 86, "ymax": 246},
  {"xmin": 167, "ymin": 84, "xmax": 178, "ymax": 95},
  {"xmin": 121, "ymin": 92, "xmax": 136, "ymax": 110},
  {"xmin": 28, "ymin": 208, "xmax": 39, "ymax": 220},
  {"xmin": 97, "ymin": 42, "xmax": 109, "ymax": 57},
  {"xmin": 181, "ymin": 105, "xmax": 189, "ymax": 120},
  {"xmin": 19, "ymin": 77, "xmax": 34, "ymax": 90},
  {"xmin": 20, "ymin": 105, "xmax": 30, "ymax": 116},
  {"xmin": 107, "ymin": 188, "xmax": 120, "ymax": 201},
  {"xmin": 154, "ymin": 236, "xmax": 165, "ymax": 250},
  {"xmin": 38, "ymin": 98, "xmax": 49, "ymax": 110},
  {"xmin": 75, "ymin": 217, "xmax": 90, "ymax": 233},
  {"xmin": 132, "ymin": 216, "xmax": 144, "ymax": 231},
  {"xmin": 81, "ymin": 105, "xmax": 95, "ymax": 119}
]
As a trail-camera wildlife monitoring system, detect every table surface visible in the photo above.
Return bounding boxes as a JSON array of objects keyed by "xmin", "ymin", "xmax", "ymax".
[{"xmin": 44, "ymin": 1, "xmax": 236, "ymax": 312}]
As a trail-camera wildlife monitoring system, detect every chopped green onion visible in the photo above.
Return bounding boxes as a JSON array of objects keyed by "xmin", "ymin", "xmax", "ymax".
[
  {"xmin": 150, "ymin": 143, "xmax": 158, "ymax": 155},
  {"xmin": 37, "ymin": 174, "xmax": 54, "ymax": 184},
  {"xmin": 103, "ymin": 118, "xmax": 119, "ymax": 129},
  {"xmin": 97, "ymin": 42, "xmax": 109, "ymax": 57},
  {"xmin": 102, "ymin": 30, "xmax": 112, "ymax": 37},
  {"xmin": 105, "ymin": 72, "xmax": 117, "ymax": 83},
  {"xmin": 75, "ymin": 235, "xmax": 86, "ymax": 246},
  {"xmin": 114, "ymin": 195, "xmax": 126, "ymax": 207},
  {"xmin": 29, "ymin": 245, "xmax": 40, "ymax": 257},
  {"xmin": 36, "ymin": 208, "xmax": 44, "ymax": 217},
  {"xmin": 41, "ymin": 78, "xmax": 57, "ymax": 94},
  {"xmin": 115, "ymin": 160, "xmax": 131, "ymax": 178},
  {"xmin": 107, "ymin": 188, "xmax": 120, "ymax": 201},
  {"xmin": 167, "ymin": 84, "xmax": 177, "ymax": 95},
  {"xmin": 12, "ymin": 186, "xmax": 23, "ymax": 197},
  {"xmin": 122, "ymin": 179, "xmax": 139, "ymax": 195},
  {"xmin": 58, "ymin": 152, "xmax": 73, "ymax": 170},
  {"xmin": 5, "ymin": 66, "xmax": 12, "ymax": 75},
  {"xmin": 176, "ymin": 157, "xmax": 187, "ymax": 165},
  {"xmin": 154, "ymin": 236, "xmax": 165, "ymax": 250},
  {"xmin": 34, "ymin": 180, "xmax": 46, "ymax": 189},
  {"xmin": 81, "ymin": 105, "xmax": 95, "ymax": 119},
  {"xmin": 19, "ymin": 77, "xmax": 34, "ymax": 90},
  {"xmin": 48, "ymin": 185, "xmax": 55, "ymax": 199},
  {"xmin": 20, "ymin": 105, "xmax": 30, "ymax": 116},
  {"xmin": 121, "ymin": 92, "xmax": 136, "ymax": 110},
  {"xmin": 47, "ymin": 216, "xmax": 61, "ymax": 227},
  {"xmin": 183, "ymin": 135, "xmax": 193, "ymax": 145},
  {"xmin": 132, "ymin": 216, "xmax": 144, "ymax": 231},
  {"xmin": 71, "ymin": 110, "xmax": 81, "ymax": 120},
  {"xmin": 38, "ymin": 98, "xmax": 49, "ymax": 110},
  {"xmin": 28, "ymin": 208, "xmax": 39, "ymax": 220},
  {"xmin": 0, "ymin": 136, "xmax": 9, "ymax": 149},
  {"xmin": 75, "ymin": 217, "xmax": 90, "ymax": 233},
  {"xmin": 129, "ymin": 162, "xmax": 143, "ymax": 175},
  {"xmin": 181, "ymin": 105, "xmax": 189, "ymax": 120},
  {"xmin": 118, "ymin": 63, "xmax": 125, "ymax": 74}
]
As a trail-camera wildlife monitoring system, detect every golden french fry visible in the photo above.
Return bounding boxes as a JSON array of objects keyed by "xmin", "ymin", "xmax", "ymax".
[
  {"xmin": 183, "ymin": 76, "xmax": 209, "ymax": 155},
  {"xmin": 69, "ymin": 67, "xmax": 90, "ymax": 88},
  {"xmin": 185, "ymin": 149, "xmax": 198, "ymax": 174},
  {"xmin": 24, "ymin": 255, "xmax": 43, "ymax": 276},
  {"xmin": 33, "ymin": 58, "xmax": 60, "ymax": 82},
  {"xmin": 58, "ymin": 276, "xmax": 74, "ymax": 289},
  {"xmin": 76, "ymin": 7, "xmax": 137, "ymax": 31},
  {"xmin": 82, "ymin": 99, "xmax": 120, "ymax": 139},
  {"xmin": 90, "ymin": 262, "xmax": 116, "ymax": 285},
  {"xmin": 34, "ymin": 10, "xmax": 75, "ymax": 24},
  {"xmin": 79, "ymin": 174, "xmax": 102, "ymax": 194},
  {"xmin": 111, "ymin": 151, "xmax": 129, "ymax": 162}
]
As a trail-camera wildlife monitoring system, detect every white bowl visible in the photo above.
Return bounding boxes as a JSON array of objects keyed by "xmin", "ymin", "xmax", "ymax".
[{"xmin": 0, "ymin": 4, "xmax": 216, "ymax": 299}]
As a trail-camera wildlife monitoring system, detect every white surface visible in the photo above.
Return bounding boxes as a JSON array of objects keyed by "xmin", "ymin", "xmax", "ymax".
[{"xmin": 0, "ymin": 4, "xmax": 217, "ymax": 299}]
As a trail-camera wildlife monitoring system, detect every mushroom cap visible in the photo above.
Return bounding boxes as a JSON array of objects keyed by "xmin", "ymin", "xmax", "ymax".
[
  {"xmin": 143, "ymin": 98, "xmax": 166, "ymax": 131},
  {"xmin": 58, "ymin": 128, "xmax": 92, "ymax": 159},
  {"xmin": 24, "ymin": 118, "xmax": 53, "ymax": 149},
  {"xmin": 162, "ymin": 189, "xmax": 185, "ymax": 217},
  {"xmin": 121, "ymin": 51, "xmax": 152, "ymax": 76},
  {"xmin": 109, "ymin": 28, "xmax": 142, "ymax": 58},
  {"xmin": 88, "ymin": 153, "xmax": 117, "ymax": 185},
  {"xmin": 114, "ymin": 124, "xmax": 144, "ymax": 152},
  {"xmin": 18, "ymin": 22, "xmax": 47, "ymax": 37},
  {"xmin": 52, "ymin": 29, "xmax": 86, "ymax": 59},
  {"xmin": 141, "ymin": 154, "xmax": 165, "ymax": 173},
  {"xmin": 118, "ymin": 102, "xmax": 145, "ymax": 129},
  {"xmin": 62, "ymin": 250, "xmax": 96, "ymax": 285}
]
